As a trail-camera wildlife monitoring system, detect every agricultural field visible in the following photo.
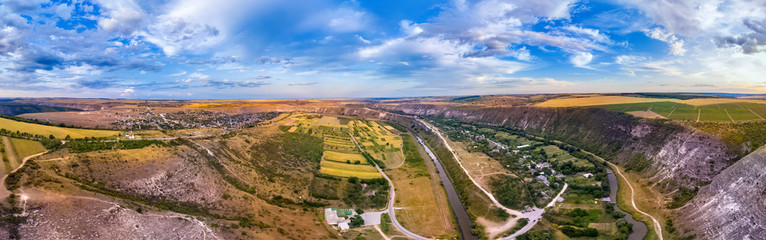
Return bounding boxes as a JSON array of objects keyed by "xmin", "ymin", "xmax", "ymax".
[
  {"xmin": 0, "ymin": 137, "xmax": 43, "ymax": 176},
  {"xmin": 535, "ymin": 94, "xmax": 766, "ymax": 122},
  {"xmin": 589, "ymin": 101, "xmax": 766, "ymax": 122},
  {"xmin": 9, "ymin": 137, "xmax": 46, "ymax": 160},
  {"xmin": 281, "ymin": 113, "xmax": 457, "ymax": 237},
  {"xmin": 280, "ymin": 114, "xmax": 383, "ymax": 179},
  {"xmin": 0, "ymin": 117, "xmax": 120, "ymax": 139},
  {"xmin": 535, "ymin": 94, "xmax": 766, "ymax": 108}
]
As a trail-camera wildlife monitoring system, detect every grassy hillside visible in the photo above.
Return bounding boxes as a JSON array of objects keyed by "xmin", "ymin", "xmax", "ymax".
[{"xmin": 0, "ymin": 117, "xmax": 118, "ymax": 139}]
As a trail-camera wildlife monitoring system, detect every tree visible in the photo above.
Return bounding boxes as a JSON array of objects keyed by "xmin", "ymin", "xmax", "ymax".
[{"xmin": 350, "ymin": 215, "xmax": 364, "ymax": 228}]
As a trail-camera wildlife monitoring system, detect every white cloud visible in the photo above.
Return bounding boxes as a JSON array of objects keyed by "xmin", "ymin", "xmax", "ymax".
[
  {"xmin": 561, "ymin": 25, "xmax": 613, "ymax": 44},
  {"xmin": 644, "ymin": 28, "xmax": 686, "ymax": 56},
  {"xmin": 120, "ymin": 87, "xmax": 134, "ymax": 97},
  {"xmin": 570, "ymin": 52, "xmax": 594, "ymax": 69},
  {"xmin": 169, "ymin": 71, "xmax": 187, "ymax": 76},
  {"xmin": 54, "ymin": 4, "xmax": 73, "ymax": 20},
  {"xmin": 357, "ymin": 0, "xmax": 586, "ymax": 83},
  {"xmin": 142, "ymin": 18, "xmax": 221, "ymax": 56},
  {"xmin": 399, "ymin": 20, "xmax": 423, "ymax": 36},
  {"xmin": 180, "ymin": 72, "xmax": 210, "ymax": 83},
  {"xmin": 95, "ymin": 0, "xmax": 145, "ymax": 35},
  {"xmin": 614, "ymin": 55, "xmax": 645, "ymax": 65},
  {"xmin": 356, "ymin": 35, "xmax": 371, "ymax": 44}
]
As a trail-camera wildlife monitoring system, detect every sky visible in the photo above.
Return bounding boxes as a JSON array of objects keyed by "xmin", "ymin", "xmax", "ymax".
[{"xmin": 1, "ymin": 0, "xmax": 766, "ymax": 99}]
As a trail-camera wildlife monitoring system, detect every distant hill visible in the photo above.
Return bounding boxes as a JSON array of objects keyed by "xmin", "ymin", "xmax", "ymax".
[{"xmin": 0, "ymin": 102, "xmax": 79, "ymax": 116}]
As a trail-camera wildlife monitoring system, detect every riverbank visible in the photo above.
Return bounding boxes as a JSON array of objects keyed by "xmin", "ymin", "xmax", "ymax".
[{"xmin": 607, "ymin": 168, "xmax": 648, "ymax": 240}]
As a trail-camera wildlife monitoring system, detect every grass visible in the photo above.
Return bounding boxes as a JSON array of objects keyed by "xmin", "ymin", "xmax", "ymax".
[
  {"xmin": 9, "ymin": 138, "xmax": 46, "ymax": 160},
  {"xmin": 0, "ymin": 117, "xmax": 119, "ymax": 139},
  {"xmin": 389, "ymin": 131, "xmax": 457, "ymax": 238},
  {"xmin": 393, "ymin": 176, "xmax": 457, "ymax": 238}
]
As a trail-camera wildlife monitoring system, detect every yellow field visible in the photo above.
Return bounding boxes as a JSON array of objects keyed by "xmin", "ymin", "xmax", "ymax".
[
  {"xmin": 9, "ymin": 138, "xmax": 46, "ymax": 160},
  {"xmin": 535, "ymin": 95, "xmax": 766, "ymax": 107},
  {"xmin": 0, "ymin": 117, "xmax": 119, "ymax": 139},
  {"xmin": 320, "ymin": 160, "xmax": 379, "ymax": 172},
  {"xmin": 324, "ymin": 139, "xmax": 354, "ymax": 146},
  {"xmin": 319, "ymin": 166, "xmax": 381, "ymax": 179},
  {"xmin": 314, "ymin": 116, "xmax": 341, "ymax": 125},
  {"xmin": 323, "ymin": 151, "xmax": 366, "ymax": 162},
  {"xmin": 394, "ymin": 176, "xmax": 457, "ymax": 238}
]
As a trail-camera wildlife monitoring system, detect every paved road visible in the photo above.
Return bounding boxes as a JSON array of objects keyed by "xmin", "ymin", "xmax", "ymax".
[{"xmin": 348, "ymin": 133, "xmax": 432, "ymax": 240}]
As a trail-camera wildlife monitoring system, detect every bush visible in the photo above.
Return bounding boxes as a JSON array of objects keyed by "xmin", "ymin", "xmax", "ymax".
[
  {"xmin": 350, "ymin": 215, "xmax": 364, "ymax": 228},
  {"xmin": 561, "ymin": 226, "xmax": 598, "ymax": 237}
]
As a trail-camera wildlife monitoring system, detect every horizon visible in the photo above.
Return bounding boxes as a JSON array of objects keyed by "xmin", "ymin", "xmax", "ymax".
[
  {"xmin": 2, "ymin": 0, "xmax": 766, "ymax": 98},
  {"xmin": 0, "ymin": 91, "xmax": 763, "ymax": 101}
]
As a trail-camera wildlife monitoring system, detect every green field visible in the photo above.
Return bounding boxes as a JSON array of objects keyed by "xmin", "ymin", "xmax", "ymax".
[
  {"xmin": 0, "ymin": 117, "xmax": 119, "ymax": 139},
  {"xmin": 591, "ymin": 101, "xmax": 766, "ymax": 122},
  {"xmin": 9, "ymin": 138, "xmax": 46, "ymax": 160}
]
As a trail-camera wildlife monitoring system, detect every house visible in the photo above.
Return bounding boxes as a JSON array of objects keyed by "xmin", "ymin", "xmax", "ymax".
[
  {"xmin": 338, "ymin": 222, "xmax": 350, "ymax": 230},
  {"xmin": 324, "ymin": 208, "xmax": 342, "ymax": 225},
  {"xmin": 536, "ymin": 162, "xmax": 552, "ymax": 169},
  {"xmin": 324, "ymin": 208, "xmax": 358, "ymax": 231},
  {"xmin": 536, "ymin": 175, "xmax": 550, "ymax": 186}
]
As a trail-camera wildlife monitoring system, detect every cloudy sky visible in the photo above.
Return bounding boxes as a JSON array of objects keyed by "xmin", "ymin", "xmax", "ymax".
[{"xmin": 1, "ymin": 0, "xmax": 765, "ymax": 99}]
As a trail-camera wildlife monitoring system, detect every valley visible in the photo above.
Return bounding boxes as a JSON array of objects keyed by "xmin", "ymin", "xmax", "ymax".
[{"xmin": 0, "ymin": 94, "xmax": 764, "ymax": 239}]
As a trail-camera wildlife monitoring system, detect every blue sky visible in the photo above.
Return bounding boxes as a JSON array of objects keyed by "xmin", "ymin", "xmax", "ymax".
[{"xmin": 1, "ymin": 0, "xmax": 765, "ymax": 99}]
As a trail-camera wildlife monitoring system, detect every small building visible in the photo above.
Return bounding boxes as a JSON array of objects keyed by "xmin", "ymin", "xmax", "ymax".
[
  {"xmin": 583, "ymin": 173, "xmax": 594, "ymax": 178},
  {"xmin": 338, "ymin": 222, "xmax": 350, "ymax": 230},
  {"xmin": 536, "ymin": 162, "xmax": 552, "ymax": 169},
  {"xmin": 517, "ymin": 144, "xmax": 531, "ymax": 149},
  {"xmin": 324, "ymin": 208, "xmax": 342, "ymax": 225},
  {"xmin": 324, "ymin": 208, "xmax": 358, "ymax": 231},
  {"xmin": 536, "ymin": 175, "xmax": 550, "ymax": 186}
]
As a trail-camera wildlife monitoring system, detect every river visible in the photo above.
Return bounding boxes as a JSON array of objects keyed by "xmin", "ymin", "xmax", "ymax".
[
  {"xmin": 416, "ymin": 136, "xmax": 477, "ymax": 240},
  {"xmin": 607, "ymin": 168, "xmax": 648, "ymax": 240}
]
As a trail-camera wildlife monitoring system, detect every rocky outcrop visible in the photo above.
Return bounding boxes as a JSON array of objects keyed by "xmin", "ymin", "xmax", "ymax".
[{"xmin": 676, "ymin": 147, "xmax": 766, "ymax": 239}]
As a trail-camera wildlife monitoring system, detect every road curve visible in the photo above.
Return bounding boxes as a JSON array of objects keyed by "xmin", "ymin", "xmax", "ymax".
[
  {"xmin": 607, "ymin": 162, "xmax": 663, "ymax": 240},
  {"xmin": 348, "ymin": 133, "xmax": 432, "ymax": 240},
  {"xmin": 502, "ymin": 183, "xmax": 567, "ymax": 240}
]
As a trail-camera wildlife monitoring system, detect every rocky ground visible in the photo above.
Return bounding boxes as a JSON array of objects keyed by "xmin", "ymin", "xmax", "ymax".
[{"xmin": 676, "ymin": 146, "xmax": 766, "ymax": 239}]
